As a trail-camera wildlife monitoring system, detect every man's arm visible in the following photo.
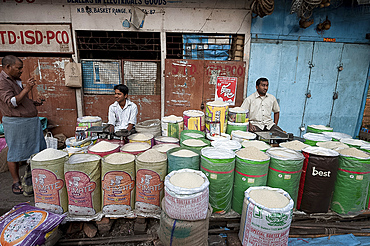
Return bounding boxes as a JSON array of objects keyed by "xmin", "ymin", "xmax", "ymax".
[
  {"xmin": 14, "ymin": 78, "xmax": 35, "ymax": 105},
  {"xmin": 274, "ymin": 112, "xmax": 279, "ymax": 125}
]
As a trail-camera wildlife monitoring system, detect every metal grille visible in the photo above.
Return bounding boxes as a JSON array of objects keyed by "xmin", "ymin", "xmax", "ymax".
[
  {"xmin": 76, "ymin": 31, "xmax": 161, "ymax": 60},
  {"xmin": 81, "ymin": 59, "xmax": 121, "ymax": 94},
  {"xmin": 167, "ymin": 33, "xmax": 244, "ymax": 61},
  {"xmin": 124, "ymin": 61, "xmax": 160, "ymax": 95}
]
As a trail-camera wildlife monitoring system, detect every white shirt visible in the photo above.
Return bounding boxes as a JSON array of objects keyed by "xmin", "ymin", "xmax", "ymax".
[
  {"xmin": 107, "ymin": 100, "xmax": 138, "ymax": 132},
  {"xmin": 10, "ymin": 80, "xmax": 23, "ymax": 107},
  {"xmin": 241, "ymin": 91, "xmax": 280, "ymax": 130}
]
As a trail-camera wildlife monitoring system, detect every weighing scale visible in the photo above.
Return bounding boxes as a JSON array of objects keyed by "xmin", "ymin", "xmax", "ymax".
[{"xmin": 254, "ymin": 131, "xmax": 289, "ymax": 146}]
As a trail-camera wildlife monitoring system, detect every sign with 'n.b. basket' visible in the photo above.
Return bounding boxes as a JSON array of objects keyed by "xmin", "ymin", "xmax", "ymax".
[{"xmin": 0, "ymin": 24, "xmax": 73, "ymax": 53}]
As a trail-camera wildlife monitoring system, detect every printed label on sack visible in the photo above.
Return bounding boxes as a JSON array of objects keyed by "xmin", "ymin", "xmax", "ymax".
[
  {"xmin": 32, "ymin": 169, "xmax": 64, "ymax": 206},
  {"xmin": 65, "ymin": 171, "xmax": 96, "ymax": 208},
  {"xmin": 0, "ymin": 210, "xmax": 48, "ymax": 246},
  {"xmin": 242, "ymin": 203, "xmax": 292, "ymax": 246},
  {"xmin": 164, "ymin": 188, "xmax": 209, "ymax": 220},
  {"xmin": 136, "ymin": 169, "xmax": 163, "ymax": 206},
  {"xmin": 102, "ymin": 171, "xmax": 134, "ymax": 206}
]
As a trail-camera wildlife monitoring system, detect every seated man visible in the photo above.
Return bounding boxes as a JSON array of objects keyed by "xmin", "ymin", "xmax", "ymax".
[
  {"xmin": 241, "ymin": 77, "xmax": 284, "ymax": 133},
  {"xmin": 107, "ymin": 84, "xmax": 138, "ymax": 134}
]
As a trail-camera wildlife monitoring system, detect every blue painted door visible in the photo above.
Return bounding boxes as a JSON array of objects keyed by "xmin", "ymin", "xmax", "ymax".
[{"xmin": 248, "ymin": 40, "xmax": 370, "ymax": 137}]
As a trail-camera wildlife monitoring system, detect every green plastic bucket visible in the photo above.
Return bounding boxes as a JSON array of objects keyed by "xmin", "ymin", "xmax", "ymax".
[
  {"xmin": 201, "ymin": 147, "xmax": 235, "ymax": 214},
  {"xmin": 266, "ymin": 147, "xmax": 305, "ymax": 208},
  {"xmin": 306, "ymin": 125, "xmax": 333, "ymax": 133},
  {"xmin": 303, "ymin": 133, "xmax": 331, "ymax": 146},
  {"xmin": 231, "ymin": 151, "xmax": 270, "ymax": 214},
  {"xmin": 167, "ymin": 147, "xmax": 200, "ymax": 173},
  {"xmin": 331, "ymin": 153, "xmax": 370, "ymax": 214},
  {"xmin": 226, "ymin": 122, "xmax": 249, "ymax": 135}
]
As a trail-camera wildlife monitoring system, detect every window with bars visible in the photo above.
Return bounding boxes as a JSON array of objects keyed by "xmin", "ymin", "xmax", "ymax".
[{"xmin": 167, "ymin": 33, "xmax": 245, "ymax": 61}]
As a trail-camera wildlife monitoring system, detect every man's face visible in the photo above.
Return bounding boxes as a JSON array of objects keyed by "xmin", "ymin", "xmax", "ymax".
[
  {"xmin": 114, "ymin": 89, "xmax": 127, "ymax": 104},
  {"xmin": 256, "ymin": 80, "xmax": 268, "ymax": 96},
  {"xmin": 6, "ymin": 60, "xmax": 23, "ymax": 80}
]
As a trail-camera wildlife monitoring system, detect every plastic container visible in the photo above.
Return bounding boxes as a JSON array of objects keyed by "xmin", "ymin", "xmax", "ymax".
[
  {"xmin": 183, "ymin": 110, "xmax": 205, "ymax": 131},
  {"xmin": 205, "ymin": 101, "xmax": 229, "ymax": 135},
  {"xmin": 228, "ymin": 107, "xmax": 249, "ymax": 123},
  {"xmin": 161, "ymin": 115, "xmax": 184, "ymax": 139}
]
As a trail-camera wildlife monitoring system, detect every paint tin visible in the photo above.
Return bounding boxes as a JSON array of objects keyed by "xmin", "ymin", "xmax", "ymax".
[
  {"xmin": 183, "ymin": 110, "xmax": 205, "ymax": 131},
  {"xmin": 205, "ymin": 101, "xmax": 229, "ymax": 135},
  {"xmin": 228, "ymin": 107, "xmax": 249, "ymax": 123}
]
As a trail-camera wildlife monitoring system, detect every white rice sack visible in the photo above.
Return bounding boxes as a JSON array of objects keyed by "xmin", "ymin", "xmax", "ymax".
[
  {"xmin": 280, "ymin": 140, "xmax": 309, "ymax": 151},
  {"xmin": 152, "ymin": 144, "xmax": 179, "ymax": 153},
  {"xmin": 137, "ymin": 149, "xmax": 167, "ymax": 162},
  {"xmin": 89, "ymin": 141, "xmax": 119, "ymax": 152},
  {"xmin": 242, "ymin": 140, "xmax": 270, "ymax": 151},
  {"xmin": 130, "ymin": 133, "xmax": 153, "ymax": 141},
  {"xmin": 121, "ymin": 142, "xmax": 151, "ymax": 152},
  {"xmin": 169, "ymin": 172, "xmax": 205, "ymax": 189},
  {"xmin": 183, "ymin": 139, "xmax": 207, "ymax": 147},
  {"xmin": 316, "ymin": 141, "xmax": 349, "ymax": 150},
  {"xmin": 337, "ymin": 148, "xmax": 370, "ymax": 159},
  {"xmin": 308, "ymin": 124, "xmax": 333, "ymax": 131},
  {"xmin": 340, "ymin": 138, "xmax": 368, "ymax": 147},
  {"xmin": 170, "ymin": 149, "xmax": 198, "ymax": 157},
  {"xmin": 184, "ymin": 133, "xmax": 204, "ymax": 138},
  {"xmin": 236, "ymin": 146, "xmax": 269, "ymax": 161},
  {"xmin": 104, "ymin": 152, "xmax": 135, "ymax": 164},
  {"xmin": 32, "ymin": 148, "xmax": 67, "ymax": 161},
  {"xmin": 211, "ymin": 139, "xmax": 242, "ymax": 151},
  {"xmin": 249, "ymin": 188, "xmax": 290, "ymax": 208}
]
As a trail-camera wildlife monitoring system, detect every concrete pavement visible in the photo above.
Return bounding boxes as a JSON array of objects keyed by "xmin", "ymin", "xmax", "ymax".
[{"xmin": 0, "ymin": 164, "xmax": 34, "ymax": 216}]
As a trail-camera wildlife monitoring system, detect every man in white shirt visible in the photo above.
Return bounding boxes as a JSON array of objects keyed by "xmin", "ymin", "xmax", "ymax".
[
  {"xmin": 107, "ymin": 84, "xmax": 138, "ymax": 133},
  {"xmin": 241, "ymin": 78, "xmax": 283, "ymax": 133}
]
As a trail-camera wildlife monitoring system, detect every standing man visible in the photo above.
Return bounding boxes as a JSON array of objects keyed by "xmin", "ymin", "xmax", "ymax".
[
  {"xmin": 0, "ymin": 55, "xmax": 46, "ymax": 195},
  {"xmin": 107, "ymin": 84, "xmax": 138, "ymax": 134},
  {"xmin": 241, "ymin": 77, "xmax": 283, "ymax": 133}
]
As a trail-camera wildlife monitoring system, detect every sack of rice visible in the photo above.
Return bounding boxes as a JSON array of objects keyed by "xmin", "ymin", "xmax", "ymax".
[
  {"xmin": 307, "ymin": 124, "xmax": 333, "ymax": 133},
  {"xmin": 135, "ymin": 119, "xmax": 161, "ymax": 137},
  {"xmin": 322, "ymin": 131, "xmax": 352, "ymax": 141},
  {"xmin": 239, "ymin": 186, "xmax": 294, "ymax": 246},
  {"xmin": 242, "ymin": 140, "xmax": 271, "ymax": 152},
  {"xmin": 183, "ymin": 110, "xmax": 205, "ymax": 131},
  {"xmin": 181, "ymin": 138, "xmax": 210, "ymax": 151},
  {"xmin": 31, "ymin": 149, "xmax": 69, "ymax": 214},
  {"xmin": 201, "ymin": 147, "xmax": 235, "ymax": 214},
  {"xmin": 128, "ymin": 133, "xmax": 154, "ymax": 146},
  {"xmin": 211, "ymin": 139, "xmax": 242, "ymax": 151},
  {"xmin": 154, "ymin": 136, "xmax": 179, "ymax": 145},
  {"xmin": 226, "ymin": 122, "xmax": 249, "ymax": 135},
  {"xmin": 232, "ymin": 146, "xmax": 270, "ymax": 214},
  {"xmin": 158, "ymin": 203, "xmax": 211, "ymax": 246},
  {"xmin": 64, "ymin": 154, "xmax": 101, "ymax": 216},
  {"xmin": 88, "ymin": 141, "xmax": 120, "ymax": 157},
  {"xmin": 316, "ymin": 141, "xmax": 349, "ymax": 150},
  {"xmin": 101, "ymin": 152, "xmax": 136, "ymax": 215},
  {"xmin": 152, "ymin": 143, "xmax": 180, "ymax": 154},
  {"xmin": 180, "ymin": 130, "xmax": 206, "ymax": 143},
  {"xmin": 279, "ymin": 140, "xmax": 310, "ymax": 152},
  {"xmin": 360, "ymin": 143, "xmax": 370, "ymax": 153},
  {"xmin": 231, "ymin": 130, "xmax": 256, "ymax": 142},
  {"xmin": 120, "ymin": 142, "xmax": 151, "ymax": 155},
  {"xmin": 303, "ymin": 133, "xmax": 331, "ymax": 146},
  {"xmin": 228, "ymin": 106, "xmax": 249, "ymax": 123},
  {"xmin": 266, "ymin": 147, "xmax": 305, "ymax": 208},
  {"xmin": 331, "ymin": 148, "xmax": 370, "ymax": 214},
  {"xmin": 298, "ymin": 147, "xmax": 339, "ymax": 213},
  {"xmin": 161, "ymin": 115, "xmax": 184, "ymax": 139},
  {"xmin": 167, "ymin": 147, "xmax": 200, "ymax": 173},
  {"xmin": 135, "ymin": 149, "xmax": 167, "ymax": 213},
  {"xmin": 206, "ymin": 132, "xmax": 231, "ymax": 141},
  {"xmin": 66, "ymin": 137, "xmax": 92, "ymax": 148},
  {"xmin": 164, "ymin": 169, "xmax": 209, "ymax": 220},
  {"xmin": 0, "ymin": 203, "xmax": 66, "ymax": 246},
  {"xmin": 340, "ymin": 138, "xmax": 368, "ymax": 149}
]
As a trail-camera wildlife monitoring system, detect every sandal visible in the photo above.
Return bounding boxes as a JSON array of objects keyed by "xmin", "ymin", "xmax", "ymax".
[{"xmin": 12, "ymin": 182, "xmax": 23, "ymax": 195}]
